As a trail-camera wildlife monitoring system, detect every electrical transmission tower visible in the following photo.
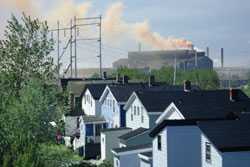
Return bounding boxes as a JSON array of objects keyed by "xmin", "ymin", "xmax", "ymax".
[{"xmin": 49, "ymin": 16, "xmax": 102, "ymax": 79}]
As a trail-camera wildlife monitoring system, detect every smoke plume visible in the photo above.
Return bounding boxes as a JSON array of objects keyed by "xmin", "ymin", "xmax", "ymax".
[{"xmin": 103, "ymin": 2, "xmax": 193, "ymax": 50}]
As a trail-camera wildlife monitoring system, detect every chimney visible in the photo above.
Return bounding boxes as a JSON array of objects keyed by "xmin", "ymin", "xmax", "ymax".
[
  {"xmin": 122, "ymin": 75, "xmax": 129, "ymax": 84},
  {"xmin": 103, "ymin": 71, "xmax": 107, "ymax": 80},
  {"xmin": 184, "ymin": 80, "xmax": 192, "ymax": 92},
  {"xmin": 148, "ymin": 75, "xmax": 155, "ymax": 87},
  {"xmin": 206, "ymin": 47, "xmax": 209, "ymax": 57},
  {"xmin": 221, "ymin": 48, "xmax": 224, "ymax": 68},
  {"xmin": 229, "ymin": 88, "xmax": 239, "ymax": 102},
  {"xmin": 116, "ymin": 73, "xmax": 120, "ymax": 83}
]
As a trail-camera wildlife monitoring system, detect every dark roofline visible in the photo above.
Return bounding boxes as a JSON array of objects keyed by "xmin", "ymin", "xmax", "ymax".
[
  {"xmin": 220, "ymin": 146, "xmax": 250, "ymax": 152},
  {"xmin": 65, "ymin": 111, "xmax": 85, "ymax": 117},
  {"xmin": 149, "ymin": 118, "xmax": 230, "ymax": 138},
  {"xmin": 101, "ymin": 128, "xmax": 131, "ymax": 133},
  {"xmin": 118, "ymin": 128, "xmax": 149, "ymax": 141}
]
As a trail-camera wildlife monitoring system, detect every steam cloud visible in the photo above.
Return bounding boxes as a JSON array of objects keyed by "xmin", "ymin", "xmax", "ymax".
[{"xmin": 0, "ymin": 1, "xmax": 193, "ymax": 50}]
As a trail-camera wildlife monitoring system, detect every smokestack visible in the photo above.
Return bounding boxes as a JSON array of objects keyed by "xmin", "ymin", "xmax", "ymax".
[
  {"xmin": 184, "ymin": 80, "xmax": 192, "ymax": 92},
  {"xmin": 221, "ymin": 48, "xmax": 224, "ymax": 68},
  {"xmin": 206, "ymin": 47, "xmax": 209, "ymax": 57},
  {"xmin": 148, "ymin": 75, "xmax": 155, "ymax": 87}
]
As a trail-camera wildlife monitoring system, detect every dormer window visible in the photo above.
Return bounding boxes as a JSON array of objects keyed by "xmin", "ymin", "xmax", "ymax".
[
  {"xmin": 205, "ymin": 142, "xmax": 211, "ymax": 163},
  {"xmin": 134, "ymin": 106, "xmax": 136, "ymax": 115},
  {"xmin": 137, "ymin": 106, "xmax": 140, "ymax": 115},
  {"xmin": 157, "ymin": 135, "xmax": 162, "ymax": 150}
]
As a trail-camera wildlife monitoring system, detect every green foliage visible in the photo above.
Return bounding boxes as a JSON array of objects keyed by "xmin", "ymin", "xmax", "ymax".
[
  {"xmin": 0, "ymin": 14, "xmax": 69, "ymax": 167},
  {"xmin": 242, "ymin": 83, "xmax": 250, "ymax": 97},
  {"xmin": 98, "ymin": 160, "xmax": 113, "ymax": 167},
  {"xmin": 115, "ymin": 67, "xmax": 220, "ymax": 90}
]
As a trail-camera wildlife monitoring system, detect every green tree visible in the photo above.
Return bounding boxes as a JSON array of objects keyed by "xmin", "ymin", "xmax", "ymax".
[{"xmin": 0, "ymin": 14, "xmax": 65, "ymax": 166}]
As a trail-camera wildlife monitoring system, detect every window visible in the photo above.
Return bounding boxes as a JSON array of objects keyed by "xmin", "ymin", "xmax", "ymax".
[
  {"xmin": 131, "ymin": 114, "xmax": 133, "ymax": 121},
  {"xmin": 116, "ymin": 159, "xmax": 119, "ymax": 167},
  {"xmin": 102, "ymin": 137, "xmax": 105, "ymax": 143},
  {"xmin": 113, "ymin": 100, "xmax": 115, "ymax": 112},
  {"xmin": 84, "ymin": 96, "xmax": 86, "ymax": 104},
  {"xmin": 76, "ymin": 117, "xmax": 80, "ymax": 128},
  {"xmin": 157, "ymin": 135, "xmax": 162, "ymax": 150},
  {"xmin": 134, "ymin": 106, "xmax": 136, "ymax": 115},
  {"xmin": 137, "ymin": 106, "xmax": 140, "ymax": 115},
  {"xmin": 205, "ymin": 142, "xmax": 211, "ymax": 163},
  {"xmin": 95, "ymin": 124, "xmax": 102, "ymax": 136},
  {"xmin": 141, "ymin": 114, "xmax": 144, "ymax": 123}
]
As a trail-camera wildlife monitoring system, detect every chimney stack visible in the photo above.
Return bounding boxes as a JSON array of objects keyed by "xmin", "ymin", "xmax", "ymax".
[
  {"xmin": 122, "ymin": 75, "xmax": 129, "ymax": 84},
  {"xmin": 206, "ymin": 47, "xmax": 209, "ymax": 57},
  {"xmin": 184, "ymin": 80, "xmax": 192, "ymax": 92},
  {"xmin": 229, "ymin": 88, "xmax": 239, "ymax": 102},
  {"xmin": 221, "ymin": 48, "xmax": 224, "ymax": 68},
  {"xmin": 103, "ymin": 71, "xmax": 107, "ymax": 80},
  {"xmin": 148, "ymin": 75, "xmax": 155, "ymax": 87}
]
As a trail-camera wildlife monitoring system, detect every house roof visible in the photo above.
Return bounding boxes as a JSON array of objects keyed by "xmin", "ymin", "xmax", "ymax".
[
  {"xmin": 198, "ymin": 119, "xmax": 250, "ymax": 152},
  {"xmin": 82, "ymin": 116, "xmax": 106, "ymax": 123},
  {"xmin": 139, "ymin": 151, "xmax": 152, "ymax": 158},
  {"xmin": 118, "ymin": 128, "xmax": 149, "ymax": 141},
  {"xmin": 65, "ymin": 111, "xmax": 85, "ymax": 117},
  {"xmin": 81, "ymin": 84, "xmax": 107, "ymax": 100},
  {"xmin": 101, "ymin": 127, "xmax": 131, "ymax": 133},
  {"xmin": 149, "ymin": 120, "xmax": 199, "ymax": 137},
  {"xmin": 136, "ymin": 89, "xmax": 249, "ymax": 113},
  {"xmin": 112, "ymin": 143, "xmax": 152, "ymax": 154},
  {"xmin": 107, "ymin": 83, "xmax": 199, "ymax": 103}
]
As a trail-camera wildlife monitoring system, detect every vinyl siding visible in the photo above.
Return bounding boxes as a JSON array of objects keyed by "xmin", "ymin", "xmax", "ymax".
[
  {"xmin": 140, "ymin": 159, "xmax": 152, "ymax": 167},
  {"xmin": 167, "ymin": 126, "xmax": 201, "ymax": 167},
  {"xmin": 101, "ymin": 91, "xmax": 121, "ymax": 128},
  {"xmin": 223, "ymin": 151, "xmax": 250, "ymax": 167},
  {"xmin": 201, "ymin": 134, "xmax": 222, "ymax": 167},
  {"xmin": 82, "ymin": 89, "xmax": 101, "ymax": 116},
  {"xmin": 126, "ymin": 98, "xmax": 150, "ymax": 129},
  {"xmin": 101, "ymin": 129, "xmax": 132, "ymax": 161},
  {"xmin": 153, "ymin": 130, "xmax": 168, "ymax": 167}
]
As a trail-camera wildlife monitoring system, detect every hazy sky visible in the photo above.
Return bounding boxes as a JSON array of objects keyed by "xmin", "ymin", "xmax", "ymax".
[{"xmin": 0, "ymin": 0, "xmax": 250, "ymax": 68}]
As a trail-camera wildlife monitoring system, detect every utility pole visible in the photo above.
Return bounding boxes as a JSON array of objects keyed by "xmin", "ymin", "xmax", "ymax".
[
  {"xmin": 57, "ymin": 21, "xmax": 60, "ymax": 79},
  {"xmin": 70, "ymin": 19, "xmax": 73, "ymax": 77},
  {"xmin": 74, "ymin": 16, "xmax": 77, "ymax": 78},
  {"xmin": 99, "ymin": 15, "xmax": 103, "ymax": 79},
  {"xmin": 173, "ymin": 54, "xmax": 177, "ymax": 85}
]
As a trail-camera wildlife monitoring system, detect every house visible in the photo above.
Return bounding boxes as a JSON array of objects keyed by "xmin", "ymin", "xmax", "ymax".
[
  {"xmin": 81, "ymin": 84, "xmax": 107, "ymax": 116},
  {"xmin": 101, "ymin": 128, "xmax": 132, "ymax": 161},
  {"xmin": 111, "ymin": 144, "xmax": 152, "ymax": 167},
  {"xmin": 155, "ymin": 89, "xmax": 250, "ymax": 124},
  {"xmin": 123, "ymin": 82, "xmax": 201, "ymax": 130},
  {"xmin": 149, "ymin": 118, "xmax": 250, "ymax": 167},
  {"xmin": 72, "ymin": 116, "xmax": 106, "ymax": 158},
  {"xmin": 138, "ymin": 151, "xmax": 152, "ymax": 167},
  {"xmin": 118, "ymin": 128, "xmax": 151, "ymax": 147}
]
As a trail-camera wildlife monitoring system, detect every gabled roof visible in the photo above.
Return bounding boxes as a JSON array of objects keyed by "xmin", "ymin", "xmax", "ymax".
[
  {"xmin": 135, "ymin": 89, "xmax": 249, "ymax": 113},
  {"xmin": 81, "ymin": 84, "xmax": 107, "ymax": 100},
  {"xmin": 198, "ymin": 119, "xmax": 250, "ymax": 152},
  {"xmin": 118, "ymin": 128, "xmax": 149, "ymax": 141}
]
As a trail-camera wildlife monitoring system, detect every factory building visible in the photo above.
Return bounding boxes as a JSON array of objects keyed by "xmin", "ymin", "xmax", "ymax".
[{"xmin": 113, "ymin": 49, "xmax": 213, "ymax": 70}]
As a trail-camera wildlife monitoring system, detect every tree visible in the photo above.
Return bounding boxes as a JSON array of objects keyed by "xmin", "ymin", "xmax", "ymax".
[{"xmin": 0, "ymin": 14, "xmax": 64, "ymax": 166}]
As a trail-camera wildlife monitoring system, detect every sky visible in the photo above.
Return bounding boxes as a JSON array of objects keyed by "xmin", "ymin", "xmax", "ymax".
[{"xmin": 0, "ymin": 0, "xmax": 250, "ymax": 69}]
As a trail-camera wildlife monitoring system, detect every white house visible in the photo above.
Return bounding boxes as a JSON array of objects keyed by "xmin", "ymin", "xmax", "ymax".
[
  {"xmin": 149, "ymin": 119, "xmax": 250, "ymax": 167},
  {"xmin": 101, "ymin": 128, "xmax": 132, "ymax": 161},
  {"xmin": 112, "ymin": 144, "xmax": 152, "ymax": 167},
  {"xmin": 99, "ymin": 84, "xmax": 149, "ymax": 128},
  {"xmin": 81, "ymin": 84, "xmax": 107, "ymax": 116}
]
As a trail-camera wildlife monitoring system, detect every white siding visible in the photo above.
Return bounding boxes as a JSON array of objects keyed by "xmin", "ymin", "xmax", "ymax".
[
  {"xmin": 101, "ymin": 90, "xmax": 121, "ymax": 128},
  {"xmin": 101, "ymin": 129, "xmax": 131, "ymax": 161},
  {"xmin": 140, "ymin": 159, "xmax": 151, "ymax": 167},
  {"xmin": 201, "ymin": 134, "xmax": 222, "ymax": 167},
  {"xmin": 153, "ymin": 130, "xmax": 167, "ymax": 167},
  {"xmin": 82, "ymin": 89, "xmax": 101, "ymax": 116},
  {"xmin": 223, "ymin": 151, "xmax": 250, "ymax": 167},
  {"xmin": 126, "ymin": 98, "xmax": 150, "ymax": 129}
]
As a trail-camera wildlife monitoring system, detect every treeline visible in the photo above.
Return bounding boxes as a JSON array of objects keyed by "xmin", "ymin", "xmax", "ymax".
[{"xmin": 115, "ymin": 67, "xmax": 220, "ymax": 90}]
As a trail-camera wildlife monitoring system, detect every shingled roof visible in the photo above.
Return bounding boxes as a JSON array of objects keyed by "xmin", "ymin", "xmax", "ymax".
[
  {"xmin": 82, "ymin": 84, "xmax": 107, "ymax": 100},
  {"xmin": 198, "ymin": 119, "xmax": 250, "ymax": 152},
  {"xmin": 136, "ymin": 89, "xmax": 249, "ymax": 113},
  {"xmin": 118, "ymin": 128, "xmax": 149, "ymax": 141},
  {"xmin": 112, "ymin": 143, "xmax": 152, "ymax": 154}
]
